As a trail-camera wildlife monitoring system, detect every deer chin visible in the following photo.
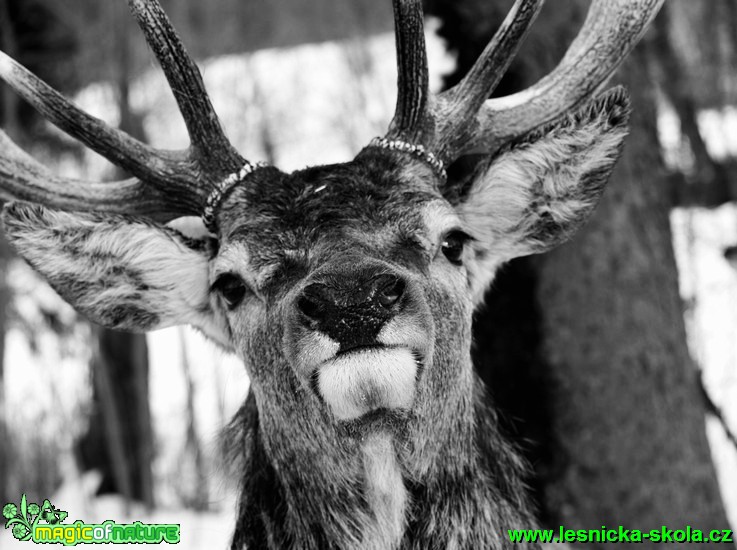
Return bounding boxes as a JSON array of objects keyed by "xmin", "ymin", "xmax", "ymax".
[{"xmin": 317, "ymin": 347, "xmax": 419, "ymax": 421}]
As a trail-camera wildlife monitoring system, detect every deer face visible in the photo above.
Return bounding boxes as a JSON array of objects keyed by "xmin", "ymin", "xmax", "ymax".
[
  {"xmin": 212, "ymin": 150, "xmax": 469, "ymax": 434},
  {"xmin": 2, "ymin": 89, "xmax": 630, "ymax": 447}
]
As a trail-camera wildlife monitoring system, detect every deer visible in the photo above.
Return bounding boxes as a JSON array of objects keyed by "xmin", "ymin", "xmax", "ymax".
[{"xmin": 0, "ymin": 0, "xmax": 662, "ymax": 548}]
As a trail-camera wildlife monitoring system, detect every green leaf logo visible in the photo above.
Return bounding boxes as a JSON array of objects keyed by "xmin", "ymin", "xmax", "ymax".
[
  {"xmin": 3, "ymin": 494, "xmax": 67, "ymax": 541},
  {"xmin": 2, "ymin": 503, "xmax": 17, "ymax": 520}
]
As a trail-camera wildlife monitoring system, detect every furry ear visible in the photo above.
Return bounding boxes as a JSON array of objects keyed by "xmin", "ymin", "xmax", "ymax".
[
  {"xmin": 457, "ymin": 86, "xmax": 631, "ymax": 301},
  {"xmin": 1, "ymin": 202, "xmax": 231, "ymax": 349}
]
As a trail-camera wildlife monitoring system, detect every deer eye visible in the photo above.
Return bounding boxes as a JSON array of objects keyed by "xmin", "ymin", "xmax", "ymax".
[
  {"xmin": 441, "ymin": 231, "xmax": 470, "ymax": 266},
  {"xmin": 212, "ymin": 273, "xmax": 248, "ymax": 310}
]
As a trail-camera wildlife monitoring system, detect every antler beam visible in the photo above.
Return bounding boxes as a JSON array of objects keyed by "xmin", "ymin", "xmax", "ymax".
[
  {"xmin": 0, "ymin": 132, "xmax": 202, "ymax": 221},
  {"xmin": 0, "ymin": 0, "xmax": 249, "ymax": 223},
  {"xmin": 0, "ymin": 50, "xmax": 181, "ymax": 187},
  {"xmin": 387, "ymin": 0, "xmax": 433, "ymax": 144},
  {"xmin": 435, "ymin": 0, "xmax": 544, "ymax": 158},
  {"xmin": 385, "ymin": 0, "xmax": 664, "ymax": 165},
  {"xmin": 470, "ymin": 0, "xmax": 664, "ymax": 155}
]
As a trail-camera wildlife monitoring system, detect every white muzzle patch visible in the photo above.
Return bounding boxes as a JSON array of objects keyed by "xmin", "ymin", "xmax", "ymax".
[{"xmin": 318, "ymin": 347, "xmax": 418, "ymax": 420}]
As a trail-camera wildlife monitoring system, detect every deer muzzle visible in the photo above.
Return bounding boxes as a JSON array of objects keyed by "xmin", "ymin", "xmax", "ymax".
[{"xmin": 288, "ymin": 263, "xmax": 433, "ymax": 421}]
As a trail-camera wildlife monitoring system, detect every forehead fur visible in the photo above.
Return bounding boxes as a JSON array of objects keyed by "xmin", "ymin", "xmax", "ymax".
[{"xmin": 216, "ymin": 149, "xmax": 442, "ymax": 266}]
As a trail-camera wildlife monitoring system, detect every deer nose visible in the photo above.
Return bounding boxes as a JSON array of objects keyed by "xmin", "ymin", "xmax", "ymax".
[{"xmin": 296, "ymin": 274, "xmax": 406, "ymax": 350}]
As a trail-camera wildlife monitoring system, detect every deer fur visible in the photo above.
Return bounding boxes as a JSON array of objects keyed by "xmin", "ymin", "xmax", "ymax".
[{"xmin": 2, "ymin": 89, "xmax": 630, "ymax": 549}]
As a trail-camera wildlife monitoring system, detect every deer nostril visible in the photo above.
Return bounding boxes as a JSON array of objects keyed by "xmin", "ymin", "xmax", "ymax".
[
  {"xmin": 297, "ymin": 293, "xmax": 322, "ymax": 320},
  {"xmin": 377, "ymin": 277, "xmax": 405, "ymax": 309}
]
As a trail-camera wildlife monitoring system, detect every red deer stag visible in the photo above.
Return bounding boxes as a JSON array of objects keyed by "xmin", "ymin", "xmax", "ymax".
[{"xmin": 0, "ymin": 0, "xmax": 662, "ymax": 548}]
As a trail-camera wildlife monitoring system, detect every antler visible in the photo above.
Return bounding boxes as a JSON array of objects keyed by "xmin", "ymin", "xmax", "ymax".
[
  {"xmin": 386, "ymin": 0, "xmax": 664, "ymax": 165},
  {"xmin": 0, "ymin": 0, "xmax": 248, "ymax": 223}
]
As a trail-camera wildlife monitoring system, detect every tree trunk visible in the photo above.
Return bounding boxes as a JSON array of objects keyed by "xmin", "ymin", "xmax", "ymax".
[
  {"xmin": 538, "ymin": 44, "xmax": 731, "ymax": 542},
  {"xmin": 79, "ymin": 328, "xmax": 154, "ymax": 507},
  {"xmin": 648, "ymin": 5, "xmax": 734, "ymax": 208},
  {"xmin": 179, "ymin": 330, "xmax": 209, "ymax": 510}
]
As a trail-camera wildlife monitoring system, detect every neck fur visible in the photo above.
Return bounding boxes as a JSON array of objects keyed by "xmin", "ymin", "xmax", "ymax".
[{"xmin": 229, "ymin": 377, "xmax": 538, "ymax": 549}]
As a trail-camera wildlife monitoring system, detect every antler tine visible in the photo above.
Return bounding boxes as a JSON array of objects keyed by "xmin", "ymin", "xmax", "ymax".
[
  {"xmin": 386, "ymin": 0, "xmax": 434, "ymax": 145},
  {"xmin": 435, "ymin": 0, "xmax": 545, "ymax": 160},
  {"xmin": 0, "ymin": 50, "xmax": 189, "ymax": 188},
  {"xmin": 467, "ymin": 0, "xmax": 664, "ymax": 157},
  {"xmin": 0, "ymin": 131, "xmax": 204, "ymax": 222},
  {"xmin": 0, "ymin": 0, "xmax": 254, "ymax": 221},
  {"xmin": 127, "ymin": 0, "xmax": 245, "ymax": 176}
]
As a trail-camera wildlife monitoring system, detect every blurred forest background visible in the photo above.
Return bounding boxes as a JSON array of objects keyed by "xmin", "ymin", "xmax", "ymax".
[{"xmin": 1, "ymin": 0, "xmax": 736, "ymax": 547}]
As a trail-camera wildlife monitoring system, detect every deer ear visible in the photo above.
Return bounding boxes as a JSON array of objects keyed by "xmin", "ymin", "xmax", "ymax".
[
  {"xmin": 1, "ymin": 202, "xmax": 231, "ymax": 349},
  {"xmin": 457, "ymin": 87, "xmax": 630, "ymax": 299}
]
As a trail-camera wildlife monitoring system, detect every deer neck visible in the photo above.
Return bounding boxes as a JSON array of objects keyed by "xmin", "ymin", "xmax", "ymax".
[{"xmin": 232, "ymin": 363, "xmax": 535, "ymax": 549}]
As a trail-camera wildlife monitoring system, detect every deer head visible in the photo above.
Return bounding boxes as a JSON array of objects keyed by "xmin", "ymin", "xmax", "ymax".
[{"xmin": 0, "ymin": 0, "xmax": 662, "ymax": 548}]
